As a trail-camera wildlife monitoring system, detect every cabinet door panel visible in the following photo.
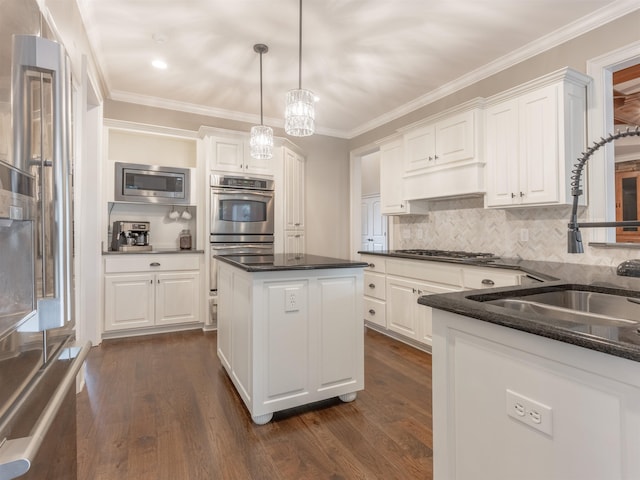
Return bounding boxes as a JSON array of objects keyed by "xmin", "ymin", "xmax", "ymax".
[
  {"xmin": 155, "ymin": 272, "xmax": 200, "ymax": 325},
  {"xmin": 380, "ymin": 141, "xmax": 406, "ymax": 214},
  {"xmin": 404, "ymin": 125, "xmax": 435, "ymax": 174},
  {"xmin": 519, "ymin": 85, "xmax": 558, "ymax": 204},
  {"xmin": 264, "ymin": 282, "xmax": 309, "ymax": 399},
  {"xmin": 436, "ymin": 110, "xmax": 475, "ymax": 165},
  {"xmin": 212, "ymin": 138, "xmax": 243, "ymax": 172},
  {"xmin": 284, "ymin": 149, "xmax": 305, "ymax": 229},
  {"xmin": 231, "ymin": 273, "xmax": 252, "ymax": 401},
  {"xmin": 317, "ymin": 276, "xmax": 361, "ymax": 389},
  {"xmin": 104, "ymin": 273, "xmax": 154, "ymax": 331},
  {"xmin": 216, "ymin": 265, "xmax": 233, "ymax": 370},
  {"xmin": 284, "ymin": 231, "xmax": 305, "ymax": 257},
  {"xmin": 386, "ymin": 277, "xmax": 419, "ymax": 339},
  {"xmin": 485, "ymin": 100, "xmax": 519, "ymax": 207}
]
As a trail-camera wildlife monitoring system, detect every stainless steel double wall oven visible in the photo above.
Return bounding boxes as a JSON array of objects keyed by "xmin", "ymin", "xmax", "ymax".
[{"xmin": 209, "ymin": 174, "xmax": 274, "ymax": 292}]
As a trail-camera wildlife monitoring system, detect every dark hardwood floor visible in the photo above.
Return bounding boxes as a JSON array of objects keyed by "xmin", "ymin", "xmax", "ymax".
[{"xmin": 77, "ymin": 328, "xmax": 433, "ymax": 479}]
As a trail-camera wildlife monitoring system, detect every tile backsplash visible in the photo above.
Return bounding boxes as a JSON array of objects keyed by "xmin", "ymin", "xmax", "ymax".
[{"xmin": 392, "ymin": 197, "xmax": 640, "ymax": 267}]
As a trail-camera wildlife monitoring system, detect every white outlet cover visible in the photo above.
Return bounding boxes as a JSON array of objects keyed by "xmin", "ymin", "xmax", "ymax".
[{"xmin": 506, "ymin": 389, "xmax": 553, "ymax": 436}]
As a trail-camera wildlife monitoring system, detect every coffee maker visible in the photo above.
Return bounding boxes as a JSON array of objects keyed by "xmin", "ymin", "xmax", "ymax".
[{"xmin": 111, "ymin": 221, "xmax": 152, "ymax": 252}]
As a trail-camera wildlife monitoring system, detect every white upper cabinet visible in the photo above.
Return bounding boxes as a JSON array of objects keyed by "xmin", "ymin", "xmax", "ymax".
[
  {"xmin": 379, "ymin": 139, "xmax": 406, "ymax": 214},
  {"xmin": 400, "ymin": 105, "xmax": 485, "ymax": 201},
  {"xmin": 209, "ymin": 135, "xmax": 273, "ymax": 176},
  {"xmin": 403, "ymin": 109, "xmax": 477, "ymax": 175},
  {"xmin": 379, "ymin": 139, "xmax": 428, "ymax": 215},
  {"xmin": 485, "ymin": 68, "xmax": 589, "ymax": 208}
]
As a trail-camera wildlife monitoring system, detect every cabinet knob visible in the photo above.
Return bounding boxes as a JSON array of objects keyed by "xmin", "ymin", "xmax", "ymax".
[
  {"xmin": 412, "ymin": 288, "xmax": 416, "ymax": 293},
  {"xmin": 368, "ymin": 283, "xmax": 376, "ymax": 289},
  {"xmin": 481, "ymin": 279, "xmax": 495, "ymax": 286},
  {"xmin": 434, "ymin": 155, "xmax": 439, "ymax": 160},
  {"xmin": 368, "ymin": 263, "xmax": 375, "ymax": 268},
  {"xmin": 519, "ymin": 192, "xmax": 525, "ymax": 197},
  {"xmin": 368, "ymin": 309, "xmax": 376, "ymax": 315},
  {"xmin": 150, "ymin": 262, "xmax": 161, "ymax": 267},
  {"xmin": 511, "ymin": 193, "xmax": 516, "ymax": 198},
  {"xmin": 428, "ymin": 156, "xmax": 433, "ymax": 161},
  {"xmin": 417, "ymin": 289, "xmax": 423, "ymax": 295},
  {"xmin": 400, "ymin": 204, "xmax": 404, "ymax": 208}
]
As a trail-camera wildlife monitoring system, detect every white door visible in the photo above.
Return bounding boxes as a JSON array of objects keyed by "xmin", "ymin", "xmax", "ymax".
[{"xmin": 361, "ymin": 195, "xmax": 387, "ymax": 251}]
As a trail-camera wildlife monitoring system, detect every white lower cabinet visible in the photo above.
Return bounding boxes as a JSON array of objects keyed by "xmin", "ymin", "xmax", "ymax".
[
  {"xmin": 362, "ymin": 255, "xmax": 387, "ymax": 328},
  {"xmin": 104, "ymin": 254, "xmax": 202, "ymax": 334},
  {"xmin": 432, "ymin": 309, "xmax": 640, "ymax": 480},
  {"xmin": 361, "ymin": 254, "xmax": 523, "ymax": 349},
  {"xmin": 386, "ymin": 271, "xmax": 458, "ymax": 345}
]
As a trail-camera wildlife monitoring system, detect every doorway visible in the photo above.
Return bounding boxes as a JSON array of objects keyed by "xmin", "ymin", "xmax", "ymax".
[{"xmin": 349, "ymin": 147, "xmax": 389, "ymax": 259}]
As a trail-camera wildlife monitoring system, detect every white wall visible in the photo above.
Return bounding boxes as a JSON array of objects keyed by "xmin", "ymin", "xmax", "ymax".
[{"xmin": 361, "ymin": 151, "xmax": 380, "ymax": 196}]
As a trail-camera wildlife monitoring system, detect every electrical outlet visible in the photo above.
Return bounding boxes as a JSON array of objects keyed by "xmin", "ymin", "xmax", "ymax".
[
  {"xmin": 285, "ymin": 289, "xmax": 299, "ymax": 312},
  {"xmin": 519, "ymin": 228, "xmax": 529, "ymax": 242},
  {"xmin": 506, "ymin": 389, "xmax": 553, "ymax": 436}
]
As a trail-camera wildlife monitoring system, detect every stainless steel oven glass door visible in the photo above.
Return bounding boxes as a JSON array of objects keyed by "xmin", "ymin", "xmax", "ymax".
[
  {"xmin": 210, "ymin": 188, "xmax": 274, "ymax": 238},
  {"xmin": 210, "ymin": 243, "xmax": 274, "ymax": 292}
]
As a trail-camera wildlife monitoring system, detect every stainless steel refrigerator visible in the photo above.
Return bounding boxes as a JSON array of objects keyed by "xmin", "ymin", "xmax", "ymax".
[{"xmin": 0, "ymin": 1, "xmax": 91, "ymax": 479}]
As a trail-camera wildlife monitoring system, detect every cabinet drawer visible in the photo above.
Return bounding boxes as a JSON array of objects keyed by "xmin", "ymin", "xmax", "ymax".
[
  {"xmin": 364, "ymin": 298, "xmax": 386, "ymax": 328},
  {"xmin": 364, "ymin": 272, "xmax": 386, "ymax": 300},
  {"xmin": 462, "ymin": 268, "xmax": 522, "ymax": 289},
  {"xmin": 386, "ymin": 259, "xmax": 462, "ymax": 287},
  {"xmin": 105, "ymin": 253, "xmax": 200, "ymax": 273},
  {"xmin": 361, "ymin": 255, "xmax": 386, "ymax": 273}
]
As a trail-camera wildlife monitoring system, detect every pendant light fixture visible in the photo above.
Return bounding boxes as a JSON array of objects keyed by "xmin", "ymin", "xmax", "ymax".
[
  {"xmin": 250, "ymin": 43, "xmax": 273, "ymax": 160},
  {"xmin": 285, "ymin": 0, "xmax": 315, "ymax": 137}
]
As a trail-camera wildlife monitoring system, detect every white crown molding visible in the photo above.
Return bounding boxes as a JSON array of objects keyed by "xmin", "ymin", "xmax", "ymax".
[
  {"xmin": 109, "ymin": 90, "xmax": 348, "ymax": 139},
  {"xmin": 346, "ymin": 0, "xmax": 640, "ymax": 139},
  {"xmin": 104, "ymin": 118, "xmax": 199, "ymax": 138}
]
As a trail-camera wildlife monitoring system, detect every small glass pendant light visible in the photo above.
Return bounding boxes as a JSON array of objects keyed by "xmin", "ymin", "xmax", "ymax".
[
  {"xmin": 250, "ymin": 44, "xmax": 273, "ymax": 160},
  {"xmin": 285, "ymin": 0, "xmax": 315, "ymax": 137}
]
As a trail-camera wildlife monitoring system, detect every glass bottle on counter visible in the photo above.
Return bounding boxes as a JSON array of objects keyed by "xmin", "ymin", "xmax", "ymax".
[{"xmin": 179, "ymin": 229, "xmax": 192, "ymax": 250}]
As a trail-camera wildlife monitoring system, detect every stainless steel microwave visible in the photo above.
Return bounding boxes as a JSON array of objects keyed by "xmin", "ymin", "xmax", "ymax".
[{"xmin": 114, "ymin": 162, "xmax": 190, "ymax": 204}]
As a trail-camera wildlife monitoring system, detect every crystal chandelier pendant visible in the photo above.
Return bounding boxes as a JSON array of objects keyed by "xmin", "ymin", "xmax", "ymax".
[
  {"xmin": 250, "ymin": 43, "xmax": 273, "ymax": 160},
  {"xmin": 250, "ymin": 124, "xmax": 274, "ymax": 160},
  {"xmin": 285, "ymin": 88, "xmax": 315, "ymax": 137}
]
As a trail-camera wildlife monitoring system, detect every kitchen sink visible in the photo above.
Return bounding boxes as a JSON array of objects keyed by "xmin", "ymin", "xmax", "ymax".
[
  {"xmin": 468, "ymin": 285, "xmax": 640, "ymax": 339},
  {"xmin": 486, "ymin": 290, "xmax": 640, "ymax": 327}
]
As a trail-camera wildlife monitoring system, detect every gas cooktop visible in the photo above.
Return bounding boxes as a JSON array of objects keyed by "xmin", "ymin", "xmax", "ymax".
[{"xmin": 394, "ymin": 249, "xmax": 498, "ymax": 261}]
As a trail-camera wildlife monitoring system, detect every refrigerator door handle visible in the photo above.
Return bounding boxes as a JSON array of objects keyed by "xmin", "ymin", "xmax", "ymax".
[{"xmin": 0, "ymin": 341, "xmax": 91, "ymax": 480}]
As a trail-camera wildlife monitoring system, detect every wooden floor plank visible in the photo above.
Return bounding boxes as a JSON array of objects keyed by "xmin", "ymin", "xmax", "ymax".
[{"xmin": 77, "ymin": 328, "xmax": 433, "ymax": 479}]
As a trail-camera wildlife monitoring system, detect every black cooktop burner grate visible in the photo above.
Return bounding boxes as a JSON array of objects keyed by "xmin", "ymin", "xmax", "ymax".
[{"xmin": 394, "ymin": 249, "xmax": 498, "ymax": 260}]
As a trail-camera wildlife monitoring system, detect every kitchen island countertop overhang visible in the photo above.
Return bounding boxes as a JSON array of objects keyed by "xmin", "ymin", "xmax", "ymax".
[{"xmin": 215, "ymin": 253, "xmax": 369, "ymax": 272}]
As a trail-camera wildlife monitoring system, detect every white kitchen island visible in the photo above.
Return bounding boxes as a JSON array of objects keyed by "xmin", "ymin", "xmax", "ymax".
[{"xmin": 216, "ymin": 254, "xmax": 367, "ymax": 424}]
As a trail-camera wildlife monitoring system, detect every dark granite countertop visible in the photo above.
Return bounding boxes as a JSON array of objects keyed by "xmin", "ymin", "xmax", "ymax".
[
  {"xmin": 216, "ymin": 254, "xmax": 369, "ymax": 272},
  {"xmin": 103, "ymin": 248, "xmax": 205, "ymax": 255},
  {"xmin": 362, "ymin": 250, "xmax": 640, "ymax": 362},
  {"xmin": 419, "ymin": 282, "xmax": 640, "ymax": 362}
]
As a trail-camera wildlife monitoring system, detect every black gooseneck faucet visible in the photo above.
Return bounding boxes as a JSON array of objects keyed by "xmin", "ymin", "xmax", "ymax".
[{"xmin": 567, "ymin": 126, "xmax": 640, "ymax": 253}]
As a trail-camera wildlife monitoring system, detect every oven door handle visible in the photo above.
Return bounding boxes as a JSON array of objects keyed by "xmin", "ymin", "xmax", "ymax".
[
  {"xmin": 211, "ymin": 189, "xmax": 273, "ymax": 198},
  {"xmin": 0, "ymin": 341, "xmax": 92, "ymax": 480},
  {"xmin": 211, "ymin": 244, "xmax": 272, "ymax": 251}
]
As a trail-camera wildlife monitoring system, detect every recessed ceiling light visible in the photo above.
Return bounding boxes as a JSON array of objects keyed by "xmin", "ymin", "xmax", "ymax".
[
  {"xmin": 152, "ymin": 33, "xmax": 168, "ymax": 44},
  {"xmin": 152, "ymin": 59, "xmax": 168, "ymax": 70},
  {"xmin": 314, "ymin": 95, "xmax": 320, "ymax": 102}
]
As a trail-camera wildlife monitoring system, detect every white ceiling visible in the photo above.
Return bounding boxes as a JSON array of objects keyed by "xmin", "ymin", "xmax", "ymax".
[{"xmin": 77, "ymin": 0, "xmax": 637, "ymax": 138}]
